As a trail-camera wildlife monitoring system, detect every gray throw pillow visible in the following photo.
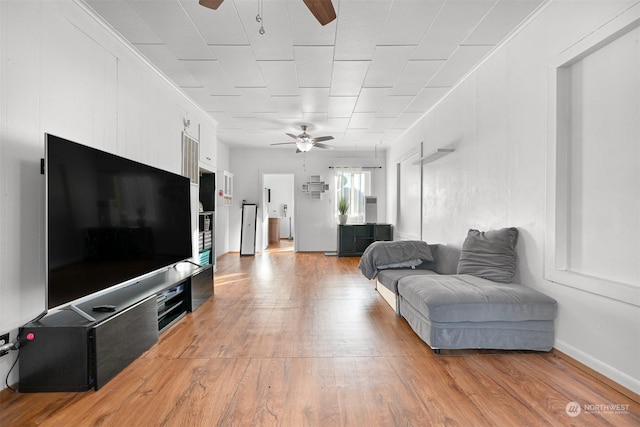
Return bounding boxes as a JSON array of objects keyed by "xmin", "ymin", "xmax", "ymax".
[{"xmin": 457, "ymin": 227, "xmax": 519, "ymax": 283}]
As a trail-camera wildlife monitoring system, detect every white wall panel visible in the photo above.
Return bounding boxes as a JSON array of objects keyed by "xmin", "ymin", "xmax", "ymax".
[
  {"xmin": 387, "ymin": 0, "xmax": 640, "ymax": 394},
  {"xmin": 566, "ymin": 26, "xmax": 640, "ymax": 285},
  {"xmin": 0, "ymin": 0, "xmax": 219, "ymax": 390}
]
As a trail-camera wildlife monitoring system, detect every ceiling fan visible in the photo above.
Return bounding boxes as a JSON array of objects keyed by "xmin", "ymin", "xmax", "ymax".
[
  {"xmin": 199, "ymin": 0, "xmax": 336, "ymax": 26},
  {"xmin": 270, "ymin": 125, "xmax": 335, "ymax": 153}
]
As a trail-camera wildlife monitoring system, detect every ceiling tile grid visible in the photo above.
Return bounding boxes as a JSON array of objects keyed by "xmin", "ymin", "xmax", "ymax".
[{"xmin": 85, "ymin": 0, "xmax": 545, "ymax": 150}]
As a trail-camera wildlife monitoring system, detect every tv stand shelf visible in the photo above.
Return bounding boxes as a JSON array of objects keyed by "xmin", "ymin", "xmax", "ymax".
[{"xmin": 18, "ymin": 263, "xmax": 214, "ymax": 392}]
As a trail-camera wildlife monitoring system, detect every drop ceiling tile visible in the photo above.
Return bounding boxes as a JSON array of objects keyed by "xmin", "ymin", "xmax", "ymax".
[
  {"xmin": 354, "ymin": 88, "xmax": 391, "ymax": 113},
  {"xmin": 180, "ymin": 0, "xmax": 248, "ymax": 45},
  {"xmin": 255, "ymin": 113, "xmax": 283, "ymax": 129},
  {"xmin": 328, "ymin": 97, "xmax": 357, "ymax": 118},
  {"xmin": 209, "ymin": 112, "xmax": 240, "ymax": 129},
  {"xmin": 392, "ymin": 112, "xmax": 424, "ymax": 129},
  {"xmin": 288, "ymin": 0, "xmax": 337, "ymax": 46},
  {"xmin": 182, "ymin": 87, "xmax": 224, "ymax": 112},
  {"xmin": 391, "ymin": 60, "xmax": 445, "ymax": 96},
  {"xmin": 180, "ymin": 60, "xmax": 238, "ymax": 95},
  {"xmin": 294, "ymin": 46, "xmax": 334, "ymax": 87},
  {"xmin": 135, "ymin": 44, "xmax": 201, "ymax": 87},
  {"xmin": 412, "ymin": 0, "xmax": 495, "ymax": 60},
  {"xmin": 272, "ymin": 96, "xmax": 303, "ymax": 118},
  {"xmin": 368, "ymin": 117, "xmax": 396, "ymax": 132},
  {"xmin": 344, "ymin": 129, "xmax": 367, "ymax": 141},
  {"xmin": 464, "ymin": 0, "xmax": 543, "ymax": 45},
  {"xmin": 87, "ymin": 0, "xmax": 161, "ymax": 44},
  {"xmin": 406, "ymin": 87, "xmax": 450, "ymax": 113},
  {"xmin": 217, "ymin": 130, "xmax": 252, "ymax": 146},
  {"xmin": 382, "ymin": 129, "xmax": 405, "ymax": 142},
  {"xmin": 327, "ymin": 118, "xmax": 350, "ymax": 132},
  {"xmin": 213, "ymin": 95, "xmax": 251, "ymax": 117},
  {"xmin": 362, "ymin": 132, "xmax": 385, "ymax": 144},
  {"xmin": 258, "ymin": 61, "xmax": 300, "ymax": 96},
  {"xmin": 303, "ymin": 112, "xmax": 328, "ymax": 127},
  {"xmin": 235, "ymin": 114, "xmax": 282, "ymax": 132},
  {"xmin": 363, "ymin": 46, "xmax": 415, "ymax": 88},
  {"xmin": 300, "ymin": 88, "xmax": 330, "ymax": 112},
  {"xmin": 330, "ymin": 61, "xmax": 370, "ymax": 96},
  {"xmin": 210, "ymin": 45, "xmax": 266, "ymax": 87},
  {"xmin": 234, "ymin": 0, "xmax": 294, "ymax": 60},
  {"xmin": 428, "ymin": 45, "xmax": 493, "ymax": 87},
  {"xmin": 348, "ymin": 113, "xmax": 376, "ymax": 129},
  {"xmin": 233, "ymin": 117, "xmax": 265, "ymax": 132},
  {"xmin": 127, "ymin": 0, "xmax": 214, "ymax": 60},
  {"xmin": 334, "ymin": 0, "xmax": 393, "ymax": 60},
  {"xmin": 377, "ymin": 0, "xmax": 443, "ymax": 45},
  {"xmin": 239, "ymin": 88, "xmax": 277, "ymax": 113},
  {"xmin": 377, "ymin": 96, "xmax": 414, "ymax": 118}
]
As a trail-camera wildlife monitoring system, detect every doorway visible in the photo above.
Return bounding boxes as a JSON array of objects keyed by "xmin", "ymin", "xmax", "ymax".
[{"xmin": 262, "ymin": 173, "xmax": 295, "ymax": 252}]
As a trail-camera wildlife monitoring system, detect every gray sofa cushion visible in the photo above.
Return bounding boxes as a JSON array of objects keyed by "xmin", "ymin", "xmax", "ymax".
[
  {"xmin": 457, "ymin": 227, "xmax": 519, "ymax": 283},
  {"xmin": 377, "ymin": 268, "xmax": 439, "ymax": 293},
  {"xmin": 397, "ymin": 274, "xmax": 557, "ymax": 323},
  {"xmin": 430, "ymin": 244, "xmax": 461, "ymax": 275}
]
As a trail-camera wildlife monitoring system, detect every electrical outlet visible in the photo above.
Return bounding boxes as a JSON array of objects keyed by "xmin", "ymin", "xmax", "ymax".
[{"xmin": 0, "ymin": 333, "xmax": 9, "ymax": 346}]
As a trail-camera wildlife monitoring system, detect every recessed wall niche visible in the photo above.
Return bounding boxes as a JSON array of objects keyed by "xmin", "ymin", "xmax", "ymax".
[{"xmin": 546, "ymin": 8, "xmax": 640, "ymax": 305}]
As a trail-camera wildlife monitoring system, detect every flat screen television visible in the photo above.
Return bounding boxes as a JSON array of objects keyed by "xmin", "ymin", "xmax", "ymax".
[{"xmin": 46, "ymin": 134, "xmax": 192, "ymax": 310}]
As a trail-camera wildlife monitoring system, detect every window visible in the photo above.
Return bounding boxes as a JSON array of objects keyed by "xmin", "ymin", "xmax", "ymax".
[{"xmin": 335, "ymin": 168, "xmax": 371, "ymax": 223}]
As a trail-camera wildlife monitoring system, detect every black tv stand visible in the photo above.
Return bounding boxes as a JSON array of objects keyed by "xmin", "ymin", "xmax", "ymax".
[
  {"xmin": 18, "ymin": 263, "xmax": 213, "ymax": 392},
  {"xmin": 68, "ymin": 304, "xmax": 97, "ymax": 322}
]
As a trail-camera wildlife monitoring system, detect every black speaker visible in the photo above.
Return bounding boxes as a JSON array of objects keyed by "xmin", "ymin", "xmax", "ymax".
[{"xmin": 19, "ymin": 323, "xmax": 94, "ymax": 392}]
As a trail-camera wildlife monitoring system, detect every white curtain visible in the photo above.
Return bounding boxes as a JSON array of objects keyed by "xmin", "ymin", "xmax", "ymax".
[{"xmin": 334, "ymin": 167, "xmax": 371, "ymax": 223}]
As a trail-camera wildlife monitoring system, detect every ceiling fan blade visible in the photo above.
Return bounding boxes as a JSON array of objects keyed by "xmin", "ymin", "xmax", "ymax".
[
  {"xmin": 199, "ymin": 0, "xmax": 224, "ymax": 10},
  {"xmin": 303, "ymin": 0, "xmax": 336, "ymax": 26},
  {"xmin": 285, "ymin": 133, "xmax": 298, "ymax": 139},
  {"xmin": 270, "ymin": 142, "xmax": 296, "ymax": 146},
  {"xmin": 311, "ymin": 135, "xmax": 334, "ymax": 142},
  {"xmin": 313, "ymin": 142, "xmax": 334, "ymax": 150}
]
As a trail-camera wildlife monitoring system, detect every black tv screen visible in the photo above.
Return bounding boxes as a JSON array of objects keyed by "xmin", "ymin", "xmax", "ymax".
[{"xmin": 46, "ymin": 134, "xmax": 192, "ymax": 309}]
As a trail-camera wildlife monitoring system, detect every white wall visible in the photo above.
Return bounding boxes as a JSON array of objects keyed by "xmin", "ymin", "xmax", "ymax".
[
  {"xmin": 215, "ymin": 142, "xmax": 231, "ymax": 258},
  {"xmin": 229, "ymin": 148, "xmax": 386, "ymax": 252},
  {"xmin": 0, "ymin": 1, "xmax": 218, "ymax": 390},
  {"xmin": 386, "ymin": 1, "xmax": 640, "ymax": 394}
]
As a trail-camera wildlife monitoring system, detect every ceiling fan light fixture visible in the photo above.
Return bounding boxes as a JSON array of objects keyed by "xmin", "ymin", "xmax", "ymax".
[{"xmin": 296, "ymin": 139, "xmax": 313, "ymax": 152}]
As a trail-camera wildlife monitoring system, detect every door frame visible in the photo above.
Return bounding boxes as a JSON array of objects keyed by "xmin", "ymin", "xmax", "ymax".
[{"xmin": 260, "ymin": 171, "xmax": 297, "ymax": 252}]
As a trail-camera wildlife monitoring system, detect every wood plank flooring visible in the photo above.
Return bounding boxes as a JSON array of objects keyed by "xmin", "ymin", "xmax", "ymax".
[{"xmin": 2, "ymin": 250, "xmax": 639, "ymax": 426}]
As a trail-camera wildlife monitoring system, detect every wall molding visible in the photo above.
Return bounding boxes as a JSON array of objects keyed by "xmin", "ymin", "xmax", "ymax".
[{"xmin": 544, "ymin": 3, "xmax": 640, "ymax": 307}]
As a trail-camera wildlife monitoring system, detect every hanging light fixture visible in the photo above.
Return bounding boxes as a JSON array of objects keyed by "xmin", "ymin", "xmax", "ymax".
[{"xmin": 296, "ymin": 137, "xmax": 313, "ymax": 152}]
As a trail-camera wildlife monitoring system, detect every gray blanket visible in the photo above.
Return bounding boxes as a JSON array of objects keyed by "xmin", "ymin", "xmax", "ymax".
[{"xmin": 358, "ymin": 240, "xmax": 434, "ymax": 279}]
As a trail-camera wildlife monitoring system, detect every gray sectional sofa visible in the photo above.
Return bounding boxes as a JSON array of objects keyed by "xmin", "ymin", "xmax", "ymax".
[{"xmin": 359, "ymin": 229, "xmax": 558, "ymax": 353}]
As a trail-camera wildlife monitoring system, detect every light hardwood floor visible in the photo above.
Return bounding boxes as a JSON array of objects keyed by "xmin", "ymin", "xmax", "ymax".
[{"xmin": 1, "ymin": 250, "xmax": 639, "ymax": 426}]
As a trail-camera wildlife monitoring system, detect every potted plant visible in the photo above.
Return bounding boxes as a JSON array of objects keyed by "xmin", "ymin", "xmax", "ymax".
[{"xmin": 338, "ymin": 197, "xmax": 349, "ymax": 225}]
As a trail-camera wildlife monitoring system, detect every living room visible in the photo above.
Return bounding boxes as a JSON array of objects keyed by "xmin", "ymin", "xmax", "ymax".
[{"xmin": 1, "ymin": 0, "xmax": 639, "ymax": 424}]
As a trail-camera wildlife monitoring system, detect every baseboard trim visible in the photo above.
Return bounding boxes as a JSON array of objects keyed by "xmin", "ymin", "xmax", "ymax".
[{"xmin": 551, "ymin": 348, "xmax": 640, "ymax": 404}]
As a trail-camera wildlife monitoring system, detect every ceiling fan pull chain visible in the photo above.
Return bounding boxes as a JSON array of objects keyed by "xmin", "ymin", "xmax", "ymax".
[{"xmin": 256, "ymin": 0, "xmax": 265, "ymax": 35}]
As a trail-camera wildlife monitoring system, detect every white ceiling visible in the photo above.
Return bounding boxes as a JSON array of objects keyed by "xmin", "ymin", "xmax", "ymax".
[{"xmin": 85, "ymin": 0, "xmax": 544, "ymax": 151}]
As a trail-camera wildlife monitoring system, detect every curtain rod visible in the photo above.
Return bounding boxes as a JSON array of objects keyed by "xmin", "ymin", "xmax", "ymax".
[{"xmin": 328, "ymin": 166, "xmax": 382, "ymax": 169}]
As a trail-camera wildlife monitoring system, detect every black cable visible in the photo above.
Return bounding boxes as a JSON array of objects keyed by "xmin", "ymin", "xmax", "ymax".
[{"xmin": 5, "ymin": 351, "xmax": 19, "ymax": 392}]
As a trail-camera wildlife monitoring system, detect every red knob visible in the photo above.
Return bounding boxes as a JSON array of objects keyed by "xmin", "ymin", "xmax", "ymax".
[{"xmin": 26, "ymin": 332, "xmax": 35, "ymax": 341}]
